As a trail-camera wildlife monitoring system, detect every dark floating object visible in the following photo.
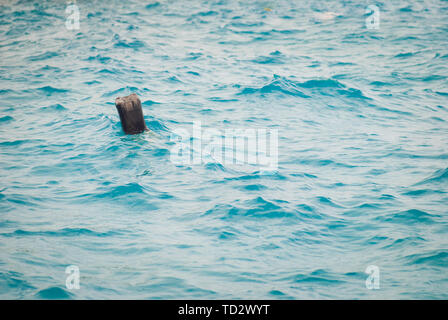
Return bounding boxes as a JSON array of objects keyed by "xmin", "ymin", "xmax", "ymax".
[{"xmin": 115, "ymin": 93, "xmax": 148, "ymax": 134}]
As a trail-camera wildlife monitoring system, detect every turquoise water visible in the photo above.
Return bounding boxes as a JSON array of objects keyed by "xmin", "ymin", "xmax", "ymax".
[{"xmin": 1, "ymin": 0, "xmax": 448, "ymax": 299}]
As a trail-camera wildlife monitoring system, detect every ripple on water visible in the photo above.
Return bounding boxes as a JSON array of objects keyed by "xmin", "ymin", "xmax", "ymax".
[
  {"xmin": 282, "ymin": 269, "xmax": 346, "ymax": 286},
  {"xmin": 238, "ymin": 75, "xmax": 371, "ymax": 100},
  {"xmin": 203, "ymin": 196, "xmax": 300, "ymax": 221},
  {"xmin": 35, "ymin": 287, "xmax": 74, "ymax": 300},
  {"xmin": 0, "ymin": 115, "xmax": 14, "ymax": 123},
  {"xmin": 404, "ymin": 250, "xmax": 448, "ymax": 268},
  {"xmin": 1, "ymin": 228, "xmax": 123, "ymax": 238},
  {"xmin": 0, "ymin": 271, "xmax": 36, "ymax": 298},
  {"xmin": 416, "ymin": 168, "xmax": 448, "ymax": 185},
  {"xmin": 377, "ymin": 209, "xmax": 441, "ymax": 225},
  {"xmin": 39, "ymin": 104, "xmax": 67, "ymax": 112}
]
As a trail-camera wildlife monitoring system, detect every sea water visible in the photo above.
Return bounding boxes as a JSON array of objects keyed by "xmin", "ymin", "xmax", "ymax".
[{"xmin": 0, "ymin": 0, "xmax": 447, "ymax": 299}]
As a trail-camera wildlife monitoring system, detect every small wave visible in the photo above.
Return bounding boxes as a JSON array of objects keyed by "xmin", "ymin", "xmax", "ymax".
[
  {"xmin": 415, "ymin": 168, "xmax": 448, "ymax": 185},
  {"xmin": 204, "ymin": 197, "xmax": 297, "ymax": 220},
  {"xmin": 403, "ymin": 189, "xmax": 445, "ymax": 197},
  {"xmin": 35, "ymin": 286, "xmax": 74, "ymax": 300},
  {"xmin": 1, "ymin": 192, "xmax": 43, "ymax": 209},
  {"xmin": 238, "ymin": 184, "xmax": 268, "ymax": 191},
  {"xmin": 222, "ymin": 171, "xmax": 287, "ymax": 182},
  {"xmin": 81, "ymin": 182, "xmax": 160, "ymax": 211},
  {"xmin": 370, "ymin": 81, "xmax": 394, "ymax": 87},
  {"xmin": 189, "ymin": 10, "xmax": 219, "ymax": 20},
  {"xmin": 377, "ymin": 209, "xmax": 440, "ymax": 225},
  {"xmin": 102, "ymin": 86, "xmax": 150, "ymax": 98},
  {"xmin": 27, "ymin": 51, "xmax": 58, "ymax": 61},
  {"xmin": 251, "ymin": 51, "xmax": 285, "ymax": 64},
  {"xmin": 113, "ymin": 34, "xmax": 146, "ymax": 49},
  {"xmin": 354, "ymin": 202, "xmax": 382, "ymax": 210},
  {"xmin": 205, "ymin": 162, "xmax": 226, "ymax": 171},
  {"xmin": 0, "ymin": 271, "xmax": 36, "ymax": 295},
  {"xmin": 367, "ymin": 169, "xmax": 387, "ymax": 175},
  {"xmin": 238, "ymin": 75, "xmax": 370, "ymax": 100},
  {"xmin": 316, "ymin": 196, "xmax": 344, "ymax": 208},
  {"xmin": 271, "ymin": 29, "xmax": 305, "ymax": 35},
  {"xmin": 39, "ymin": 65, "xmax": 61, "ymax": 72},
  {"xmin": 394, "ymin": 51, "xmax": 418, "ymax": 58},
  {"xmin": 37, "ymin": 86, "xmax": 69, "ymax": 95},
  {"xmin": 283, "ymin": 269, "xmax": 345, "ymax": 285},
  {"xmin": 184, "ymin": 52, "xmax": 203, "ymax": 61},
  {"xmin": 422, "ymin": 75, "xmax": 446, "ymax": 82},
  {"xmin": 405, "ymin": 250, "xmax": 448, "ymax": 267},
  {"xmin": 92, "ymin": 182, "xmax": 146, "ymax": 198},
  {"xmin": 1, "ymin": 228, "xmax": 122, "ymax": 238},
  {"xmin": 151, "ymin": 148, "xmax": 170, "ymax": 157},
  {"xmin": 371, "ymin": 105, "xmax": 413, "ymax": 116},
  {"xmin": 142, "ymin": 99, "xmax": 160, "ymax": 106},
  {"xmin": 0, "ymin": 89, "xmax": 15, "ymax": 95},
  {"xmin": 186, "ymin": 71, "xmax": 200, "ymax": 76},
  {"xmin": 145, "ymin": 2, "xmax": 161, "ymax": 10},
  {"xmin": 0, "ymin": 115, "xmax": 14, "ymax": 123},
  {"xmin": 40, "ymin": 104, "xmax": 67, "ymax": 112},
  {"xmin": 399, "ymin": 6, "xmax": 413, "ymax": 12},
  {"xmin": 0, "ymin": 139, "xmax": 43, "ymax": 147},
  {"xmin": 382, "ymin": 236, "xmax": 426, "ymax": 250},
  {"xmin": 329, "ymin": 61, "xmax": 355, "ymax": 67},
  {"xmin": 230, "ymin": 21, "xmax": 264, "ymax": 28},
  {"xmin": 298, "ymin": 158, "xmax": 356, "ymax": 168},
  {"xmin": 165, "ymin": 75, "xmax": 182, "ymax": 83},
  {"xmin": 298, "ymin": 79, "xmax": 344, "ymax": 89},
  {"xmin": 268, "ymin": 290, "xmax": 289, "ymax": 297},
  {"xmin": 208, "ymin": 97, "xmax": 238, "ymax": 102},
  {"xmin": 238, "ymin": 75, "xmax": 310, "ymax": 98},
  {"xmin": 146, "ymin": 118, "xmax": 169, "ymax": 132},
  {"xmin": 85, "ymin": 54, "xmax": 112, "ymax": 64},
  {"xmin": 84, "ymin": 80, "xmax": 101, "ymax": 85},
  {"xmin": 96, "ymin": 68, "xmax": 116, "ymax": 75}
]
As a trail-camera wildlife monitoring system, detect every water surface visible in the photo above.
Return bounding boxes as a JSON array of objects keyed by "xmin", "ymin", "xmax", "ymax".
[{"xmin": 0, "ymin": 0, "xmax": 447, "ymax": 299}]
